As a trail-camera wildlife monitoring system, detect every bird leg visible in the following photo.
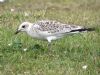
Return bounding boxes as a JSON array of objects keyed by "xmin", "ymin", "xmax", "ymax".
[
  {"xmin": 48, "ymin": 42, "xmax": 51, "ymax": 50},
  {"xmin": 47, "ymin": 37, "xmax": 52, "ymax": 51}
]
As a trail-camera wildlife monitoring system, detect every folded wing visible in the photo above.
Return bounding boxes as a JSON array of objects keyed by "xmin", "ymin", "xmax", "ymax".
[{"xmin": 33, "ymin": 20, "xmax": 84, "ymax": 36}]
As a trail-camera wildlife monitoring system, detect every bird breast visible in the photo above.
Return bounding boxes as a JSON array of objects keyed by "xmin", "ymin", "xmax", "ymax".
[{"xmin": 27, "ymin": 29, "xmax": 46, "ymax": 40}]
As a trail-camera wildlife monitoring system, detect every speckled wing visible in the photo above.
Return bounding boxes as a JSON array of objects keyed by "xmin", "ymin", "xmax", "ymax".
[{"xmin": 33, "ymin": 20, "xmax": 83, "ymax": 36}]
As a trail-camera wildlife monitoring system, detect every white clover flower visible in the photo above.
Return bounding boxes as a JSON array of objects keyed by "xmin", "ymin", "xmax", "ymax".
[
  {"xmin": 8, "ymin": 43, "xmax": 12, "ymax": 46},
  {"xmin": 11, "ymin": 9, "xmax": 15, "ymax": 12},
  {"xmin": 64, "ymin": 51, "xmax": 67, "ymax": 54},
  {"xmin": 82, "ymin": 65, "xmax": 87, "ymax": 70},
  {"xmin": 23, "ymin": 48, "xmax": 27, "ymax": 51},
  {"xmin": 24, "ymin": 71, "xmax": 30, "ymax": 74},
  {"xmin": 24, "ymin": 12, "xmax": 29, "ymax": 16}
]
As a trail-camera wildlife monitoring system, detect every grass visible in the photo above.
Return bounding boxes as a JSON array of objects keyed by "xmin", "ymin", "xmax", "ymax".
[{"xmin": 0, "ymin": 0, "xmax": 100, "ymax": 75}]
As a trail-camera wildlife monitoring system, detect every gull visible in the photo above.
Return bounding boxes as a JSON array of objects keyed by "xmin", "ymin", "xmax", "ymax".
[{"xmin": 15, "ymin": 20, "xmax": 94, "ymax": 49}]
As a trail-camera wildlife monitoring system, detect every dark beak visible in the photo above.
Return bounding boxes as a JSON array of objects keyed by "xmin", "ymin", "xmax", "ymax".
[{"xmin": 15, "ymin": 29, "xmax": 20, "ymax": 34}]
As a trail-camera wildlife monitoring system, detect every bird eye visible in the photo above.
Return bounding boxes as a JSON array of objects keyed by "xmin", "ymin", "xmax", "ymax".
[{"xmin": 22, "ymin": 25, "xmax": 25, "ymax": 28}]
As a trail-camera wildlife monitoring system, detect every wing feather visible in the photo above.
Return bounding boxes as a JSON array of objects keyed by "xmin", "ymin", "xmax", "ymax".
[{"xmin": 33, "ymin": 20, "xmax": 84, "ymax": 36}]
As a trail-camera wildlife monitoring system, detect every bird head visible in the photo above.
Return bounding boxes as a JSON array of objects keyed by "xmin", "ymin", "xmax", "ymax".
[{"xmin": 15, "ymin": 22, "xmax": 32, "ymax": 34}]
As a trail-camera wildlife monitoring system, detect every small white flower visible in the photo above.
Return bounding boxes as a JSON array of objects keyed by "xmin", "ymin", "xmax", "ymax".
[
  {"xmin": 8, "ymin": 43, "xmax": 12, "ymax": 46},
  {"xmin": 64, "ymin": 51, "xmax": 67, "ymax": 54},
  {"xmin": 11, "ymin": 9, "xmax": 15, "ymax": 12},
  {"xmin": 82, "ymin": 65, "xmax": 87, "ymax": 70},
  {"xmin": 0, "ymin": 0, "xmax": 5, "ymax": 2},
  {"xmin": 23, "ymin": 48, "xmax": 27, "ymax": 51},
  {"xmin": 24, "ymin": 12, "xmax": 29, "ymax": 16},
  {"xmin": 24, "ymin": 71, "xmax": 30, "ymax": 74}
]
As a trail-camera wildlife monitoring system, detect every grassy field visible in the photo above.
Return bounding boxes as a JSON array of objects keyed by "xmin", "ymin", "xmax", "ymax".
[{"xmin": 0, "ymin": 0, "xmax": 100, "ymax": 75}]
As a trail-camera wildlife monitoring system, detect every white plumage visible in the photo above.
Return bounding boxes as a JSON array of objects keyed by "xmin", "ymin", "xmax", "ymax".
[{"xmin": 15, "ymin": 20, "xmax": 93, "ymax": 44}]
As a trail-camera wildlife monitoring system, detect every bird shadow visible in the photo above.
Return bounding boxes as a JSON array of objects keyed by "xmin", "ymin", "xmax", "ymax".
[{"xmin": 29, "ymin": 44, "xmax": 45, "ymax": 51}]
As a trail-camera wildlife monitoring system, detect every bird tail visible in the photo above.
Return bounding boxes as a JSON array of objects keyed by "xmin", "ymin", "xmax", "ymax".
[{"xmin": 70, "ymin": 28, "xmax": 95, "ymax": 32}]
